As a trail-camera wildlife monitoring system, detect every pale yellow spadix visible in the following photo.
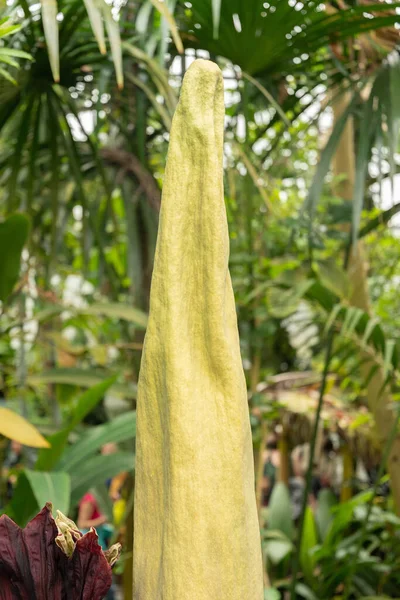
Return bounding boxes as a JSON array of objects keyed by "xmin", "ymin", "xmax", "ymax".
[{"xmin": 133, "ymin": 59, "xmax": 264, "ymax": 600}]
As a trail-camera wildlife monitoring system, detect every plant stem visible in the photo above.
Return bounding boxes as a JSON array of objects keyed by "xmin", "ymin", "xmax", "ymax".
[
  {"xmin": 289, "ymin": 329, "xmax": 335, "ymax": 600},
  {"xmin": 342, "ymin": 402, "xmax": 400, "ymax": 600}
]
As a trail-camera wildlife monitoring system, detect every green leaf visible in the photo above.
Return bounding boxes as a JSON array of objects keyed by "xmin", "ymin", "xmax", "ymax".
[
  {"xmin": 211, "ymin": 0, "xmax": 221, "ymax": 38},
  {"xmin": 362, "ymin": 317, "xmax": 379, "ymax": 346},
  {"xmin": 304, "ymin": 94, "xmax": 355, "ymax": 218},
  {"xmin": 265, "ymin": 589, "xmax": 280, "ymax": 600},
  {"xmin": 70, "ymin": 452, "xmax": 134, "ymax": 505},
  {"xmin": 267, "ymin": 280, "xmax": 314, "ymax": 318},
  {"xmin": 315, "ymin": 488, "xmax": 337, "ymax": 541},
  {"xmin": 41, "ymin": 0, "xmax": 59, "ymax": 82},
  {"xmin": 295, "ymin": 583, "xmax": 318, "ymax": 600},
  {"xmin": 149, "ymin": 0, "xmax": 183, "ymax": 54},
  {"xmin": 0, "ymin": 48, "xmax": 33, "ymax": 60},
  {"xmin": 83, "ymin": 0, "xmax": 106, "ymax": 54},
  {"xmin": 74, "ymin": 302, "xmax": 148, "ymax": 328},
  {"xmin": 324, "ymin": 303, "xmax": 343, "ymax": 336},
  {"xmin": 0, "ymin": 65, "xmax": 17, "ymax": 84},
  {"xmin": 136, "ymin": 1, "xmax": 153, "ymax": 34},
  {"xmin": 300, "ymin": 506, "xmax": 318, "ymax": 583},
  {"xmin": 35, "ymin": 376, "xmax": 117, "ymax": 471},
  {"xmin": 127, "ymin": 72, "xmax": 172, "ymax": 130},
  {"xmin": 27, "ymin": 368, "xmax": 137, "ymax": 399},
  {"xmin": 25, "ymin": 470, "xmax": 71, "ymax": 514},
  {"xmin": 91, "ymin": 483, "xmax": 114, "ymax": 523},
  {"xmin": 101, "ymin": 2, "xmax": 123, "ymax": 89},
  {"xmin": 315, "ymin": 259, "xmax": 350, "ymax": 300},
  {"xmin": 8, "ymin": 470, "xmax": 70, "ymax": 526},
  {"xmin": 264, "ymin": 537, "xmax": 293, "ymax": 565},
  {"xmin": 0, "ymin": 213, "xmax": 30, "ymax": 302},
  {"xmin": 57, "ymin": 410, "xmax": 136, "ymax": 472},
  {"xmin": 267, "ymin": 482, "xmax": 294, "ymax": 540}
]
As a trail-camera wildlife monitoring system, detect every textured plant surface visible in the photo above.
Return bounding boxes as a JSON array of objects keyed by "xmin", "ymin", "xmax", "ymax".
[
  {"xmin": 133, "ymin": 58, "xmax": 263, "ymax": 599},
  {"xmin": 0, "ymin": 503, "xmax": 120, "ymax": 600}
]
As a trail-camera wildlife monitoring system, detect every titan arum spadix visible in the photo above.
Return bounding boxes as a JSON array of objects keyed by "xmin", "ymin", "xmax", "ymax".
[{"xmin": 133, "ymin": 59, "xmax": 263, "ymax": 599}]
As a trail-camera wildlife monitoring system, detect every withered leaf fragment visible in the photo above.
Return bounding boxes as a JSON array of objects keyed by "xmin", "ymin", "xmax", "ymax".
[{"xmin": 0, "ymin": 503, "xmax": 120, "ymax": 600}]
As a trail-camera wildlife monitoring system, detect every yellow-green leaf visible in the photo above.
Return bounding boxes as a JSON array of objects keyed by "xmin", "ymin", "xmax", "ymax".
[
  {"xmin": 41, "ymin": 0, "xmax": 59, "ymax": 82},
  {"xmin": 83, "ymin": 0, "xmax": 106, "ymax": 55},
  {"xmin": 0, "ymin": 408, "xmax": 50, "ymax": 448},
  {"xmin": 102, "ymin": 3, "xmax": 123, "ymax": 89},
  {"xmin": 149, "ymin": 0, "xmax": 183, "ymax": 54}
]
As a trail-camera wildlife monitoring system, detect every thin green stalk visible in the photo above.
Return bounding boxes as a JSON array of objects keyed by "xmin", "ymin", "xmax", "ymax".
[
  {"xmin": 342, "ymin": 402, "xmax": 400, "ymax": 600},
  {"xmin": 241, "ymin": 79, "xmax": 257, "ymax": 382},
  {"xmin": 289, "ymin": 329, "xmax": 335, "ymax": 600}
]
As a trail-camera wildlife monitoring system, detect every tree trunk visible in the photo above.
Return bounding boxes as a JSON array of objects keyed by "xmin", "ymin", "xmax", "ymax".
[{"xmin": 332, "ymin": 94, "xmax": 400, "ymax": 513}]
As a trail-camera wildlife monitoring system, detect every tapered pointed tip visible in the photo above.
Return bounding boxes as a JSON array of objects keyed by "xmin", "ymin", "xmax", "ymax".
[{"xmin": 187, "ymin": 58, "xmax": 221, "ymax": 76}]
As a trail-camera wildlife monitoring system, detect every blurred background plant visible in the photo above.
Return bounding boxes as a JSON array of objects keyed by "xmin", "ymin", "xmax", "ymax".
[{"xmin": 2, "ymin": 0, "xmax": 400, "ymax": 598}]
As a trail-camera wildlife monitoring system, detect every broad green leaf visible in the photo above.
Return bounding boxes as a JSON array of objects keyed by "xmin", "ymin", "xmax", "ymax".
[
  {"xmin": 35, "ymin": 429, "xmax": 70, "ymax": 472},
  {"xmin": 41, "ymin": 0, "xmax": 59, "ymax": 82},
  {"xmin": 0, "ymin": 213, "xmax": 30, "ymax": 302},
  {"xmin": 25, "ymin": 470, "xmax": 70, "ymax": 515},
  {"xmin": 267, "ymin": 482, "xmax": 294, "ymax": 540},
  {"xmin": 83, "ymin": 0, "xmax": 106, "ymax": 54},
  {"xmin": 0, "ymin": 408, "xmax": 49, "ymax": 448},
  {"xmin": 300, "ymin": 506, "xmax": 318, "ymax": 583},
  {"xmin": 70, "ymin": 452, "xmax": 134, "ymax": 505},
  {"xmin": 58, "ymin": 410, "xmax": 136, "ymax": 472},
  {"xmin": 35, "ymin": 376, "xmax": 117, "ymax": 470},
  {"xmin": 7, "ymin": 470, "xmax": 70, "ymax": 526}
]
